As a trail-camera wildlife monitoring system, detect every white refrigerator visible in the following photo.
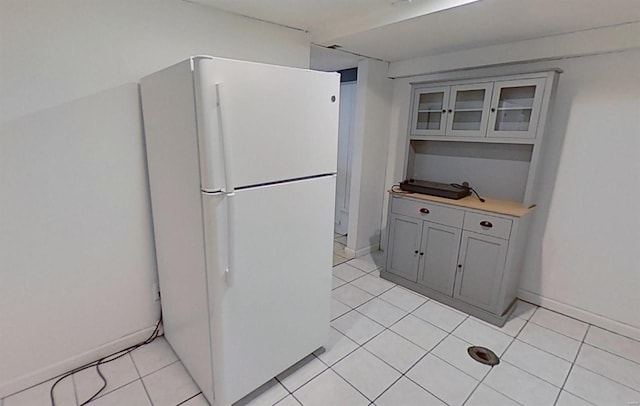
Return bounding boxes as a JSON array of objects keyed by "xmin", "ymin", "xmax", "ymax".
[{"xmin": 140, "ymin": 56, "xmax": 339, "ymax": 406}]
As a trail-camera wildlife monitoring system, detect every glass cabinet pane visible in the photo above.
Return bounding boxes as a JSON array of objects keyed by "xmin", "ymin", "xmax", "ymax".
[
  {"xmin": 417, "ymin": 112, "xmax": 442, "ymax": 130},
  {"xmin": 418, "ymin": 92, "xmax": 445, "ymax": 111},
  {"xmin": 448, "ymin": 85, "xmax": 490, "ymax": 135},
  {"xmin": 454, "ymin": 89, "xmax": 486, "ymax": 110},
  {"xmin": 497, "ymin": 86, "xmax": 535, "ymax": 108},
  {"xmin": 452, "ymin": 111, "xmax": 483, "ymax": 130},
  {"xmin": 488, "ymin": 78, "xmax": 545, "ymax": 139},
  {"xmin": 494, "ymin": 85, "xmax": 536, "ymax": 132},
  {"xmin": 494, "ymin": 109, "xmax": 533, "ymax": 131}
]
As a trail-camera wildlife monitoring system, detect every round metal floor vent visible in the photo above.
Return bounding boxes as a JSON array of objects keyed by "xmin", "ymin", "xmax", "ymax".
[{"xmin": 467, "ymin": 346, "xmax": 500, "ymax": 366}]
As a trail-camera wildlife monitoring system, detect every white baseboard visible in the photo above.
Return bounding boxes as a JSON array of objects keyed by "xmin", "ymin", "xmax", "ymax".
[
  {"xmin": 518, "ymin": 289, "xmax": 640, "ymax": 342},
  {"xmin": 0, "ymin": 326, "xmax": 157, "ymax": 399},
  {"xmin": 342, "ymin": 247, "xmax": 357, "ymax": 259},
  {"xmin": 344, "ymin": 243, "xmax": 380, "ymax": 259}
]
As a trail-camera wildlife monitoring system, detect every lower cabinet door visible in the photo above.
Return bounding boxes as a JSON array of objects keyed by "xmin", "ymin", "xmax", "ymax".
[
  {"xmin": 454, "ymin": 231, "xmax": 508, "ymax": 312},
  {"xmin": 416, "ymin": 221, "xmax": 461, "ymax": 296},
  {"xmin": 386, "ymin": 214, "xmax": 422, "ymax": 282}
]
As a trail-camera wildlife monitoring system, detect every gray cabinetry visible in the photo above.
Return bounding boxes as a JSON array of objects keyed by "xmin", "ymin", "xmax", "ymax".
[
  {"xmin": 409, "ymin": 75, "xmax": 548, "ymax": 141},
  {"xmin": 386, "ymin": 215, "xmax": 462, "ymax": 297},
  {"xmin": 454, "ymin": 231, "xmax": 508, "ymax": 312},
  {"xmin": 417, "ymin": 221, "xmax": 461, "ymax": 296},
  {"xmin": 387, "ymin": 70, "xmax": 558, "ymax": 326},
  {"xmin": 386, "ymin": 213, "xmax": 422, "ymax": 282},
  {"xmin": 383, "ymin": 194, "xmax": 532, "ymax": 326}
]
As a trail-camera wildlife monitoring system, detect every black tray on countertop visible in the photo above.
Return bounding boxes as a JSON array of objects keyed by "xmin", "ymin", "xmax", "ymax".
[{"xmin": 399, "ymin": 179, "xmax": 471, "ymax": 200}]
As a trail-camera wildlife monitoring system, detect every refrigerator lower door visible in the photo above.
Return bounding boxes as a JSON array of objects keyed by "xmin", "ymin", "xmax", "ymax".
[{"xmin": 201, "ymin": 175, "xmax": 335, "ymax": 406}]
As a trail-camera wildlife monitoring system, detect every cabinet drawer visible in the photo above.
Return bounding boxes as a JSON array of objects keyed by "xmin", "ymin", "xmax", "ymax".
[
  {"xmin": 392, "ymin": 197, "xmax": 464, "ymax": 228},
  {"xmin": 463, "ymin": 212, "xmax": 512, "ymax": 240}
]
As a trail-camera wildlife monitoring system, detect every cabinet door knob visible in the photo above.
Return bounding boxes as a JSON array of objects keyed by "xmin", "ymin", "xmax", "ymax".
[
  {"xmin": 480, "ymin": 221, "xmax": 493, "ymax": 228},
  {"xmin": 419, "ymin": 208, "xmax": 430, "ymax": 214},
  {"xmin": 457, "ymin": 264, "xmax": 462, "ymax": 268},
  {"xmin": 491, "ymin": 107, "xmax": 496, "ymax": 112},
  {"xmin": 414, "ymin": 250, "xmax": 419, "ymax": 254},
  {"xmin": 448, "ymin": 109, "xmax": 453, "ymax": 113},
  {"xmin": 442, "ymin": 109, "xmax": 447, "ymax": 113},
  {"xmin": 420, "ymin": 252, "xmax": 424, "ymax": 256}
]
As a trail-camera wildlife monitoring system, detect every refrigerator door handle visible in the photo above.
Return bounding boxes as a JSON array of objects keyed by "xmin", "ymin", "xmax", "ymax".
[
  {"xmin": 194, "ymin": 58, "xmax": 225, "ymax": 193},
  {"xmin": 224, "ymin": 191, "xmax": 236, "ymax": 286},
  {"xmin": 216, "ymin": 83, "xmax": 235, "ymax": 193}
]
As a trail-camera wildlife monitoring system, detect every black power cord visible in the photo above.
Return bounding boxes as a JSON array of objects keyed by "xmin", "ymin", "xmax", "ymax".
[
  {"xmin": 451, "ymin": 182, "xmax": 486, "ymax": 202},
  {"xmin": 49, "ymin": 314, "xmax": 163, "ymax": 406}
]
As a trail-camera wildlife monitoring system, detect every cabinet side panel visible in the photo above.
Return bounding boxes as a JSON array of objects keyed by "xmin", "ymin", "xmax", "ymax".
[
  {"xmin": 140, "ymin": 60, "xmax": 215, "ymax": 402},
  {"xmin": 500, "ymin": 216, "xmax": 532, "ymax": 313}
]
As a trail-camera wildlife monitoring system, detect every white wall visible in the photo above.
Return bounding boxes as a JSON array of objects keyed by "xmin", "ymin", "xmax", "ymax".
[
  {"xmin": 384, "ymin": 41, "xmax": 640, "ymax": 338},
  {"xmin": 0, "ymin": 0, "xmax": 309, "ymax": 397},
  {"xmin": 518, "ymin": 50, "xmax": 640, "ymax": 340},
  {"xmin": 346, "ymin": 59, "xmax": 393, "ymax": 256}
]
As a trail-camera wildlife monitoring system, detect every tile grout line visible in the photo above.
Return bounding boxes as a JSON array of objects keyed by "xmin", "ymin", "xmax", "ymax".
[
  {"xmin": 129, "ymin": 352, "xmax": 155, "ymax": 406},
  {"xmin": 331, "ymin": 255, "xmax": 633, "ymax": 406},
  {"xmin": 138, "ymin": 358, "xmax": 181, "ymax": 379},
  {"xmin": 461, "ymin": 307, "xmax": 562, "ymax": 406},
  {"xmin": 326, "ymin": 264, "xmax": 449, "ymax": 404},
  {"xmin": 552, "ymin": 323, "xmax": 590, "ymax": 406},
  {"xmin": 549, "ymin": 323, "xmax": 640, "ymax": 398},
  {"xmin": 512, "ymin": 334, "xmax": 578, "ymax": 363},
  {"xmin": 349, "ymin": 280, "xmax": 471, "ymax": 405},
  {"xmin": 469, "ymin": 306, "xmax": 580, "ymax": 405},
  {"xmin": 560, "ymin": 345, "xmax": 640, "ymax": 397},
  {"xmin": 500, "ymin": 338, "xmax": 579, "ymax": 387},
  {"xmin": 77, "ymin": 353, "xmax": 144, "ymax": 403},
  {"xmin": 572, "ymin": 347, "xmax": 640, "ymax": 392},
  {"xmin": 404, "ymin": 301, "xmax": 636, "ymax": 406},
  {"xmin": 380, "ymin": 314, "xmax": 471, "ymax": 406},
  {"xmin": 459, "ymin": 317, "xmax": 521, "ymax": 406},
  {"xmin": 527, "ymin": 319, "xmax": 589, "ymax": 342},
  {"xmin": 332, "ymin": 258, "xmax": 630, "ymax": 406},
  {"xmin": 175, "ymin": 391, "xmax": 203, "ymax": 405},
  {"xmin": 579, "ymin": 341, "xmax": 640, "ymax": 367},
  {"xmin": 71, "ymin": 371, "xmax": 79, "ymax": 406}
]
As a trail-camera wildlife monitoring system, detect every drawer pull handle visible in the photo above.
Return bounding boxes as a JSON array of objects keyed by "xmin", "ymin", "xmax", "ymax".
[
  {"xmin": 480, "ymin": 221, "xmax": 493, "ymax": 228},
  {"xmin": 419, "ymin": 208, "xmax": 430, "ymax": 214}
]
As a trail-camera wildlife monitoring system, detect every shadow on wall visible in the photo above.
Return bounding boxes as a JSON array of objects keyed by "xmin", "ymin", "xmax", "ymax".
[
  {"xmin": 370, "ymin": 234, "xmax": 386, "ymax": 269},
  {"xmin": 520, "ymin": 76, "xmax": 573, "ymax": 295}
]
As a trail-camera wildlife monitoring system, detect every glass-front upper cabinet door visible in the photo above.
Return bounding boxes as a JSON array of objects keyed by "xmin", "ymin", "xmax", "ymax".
[
  {"xmin": 411, "ymin": 86, "xmax": 449, "ymax": 136},
  {"xmin": 487, "ymin": 78, "xmax": 546, "ymax": 138},
  {"xmin": 445, "ymin": 83, "xmax": 493, "ymax": 137}
]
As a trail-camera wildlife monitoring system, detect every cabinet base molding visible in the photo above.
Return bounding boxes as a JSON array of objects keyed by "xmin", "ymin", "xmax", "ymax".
[{"xmin": 381, "ymin": 270, "xmax": 516, "ymax": 327}]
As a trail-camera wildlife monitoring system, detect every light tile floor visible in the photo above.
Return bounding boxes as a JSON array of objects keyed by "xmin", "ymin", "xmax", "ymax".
[{"xmin": 4, "ymin": 236, "xmax": 640, "ymax": 406}]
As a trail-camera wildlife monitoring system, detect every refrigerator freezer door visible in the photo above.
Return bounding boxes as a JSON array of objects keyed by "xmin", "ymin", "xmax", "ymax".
[
  {"xmin": 194, "ymin": 57, "xmax": 340, "ymax": 190},
  {"xmin": 201, "ymin": 175, "xmax": 335, "ymax": 406}
]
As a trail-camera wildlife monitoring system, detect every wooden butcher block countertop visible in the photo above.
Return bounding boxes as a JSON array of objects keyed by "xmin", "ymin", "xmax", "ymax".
[{"xmin": 389, "ymin": 189, "xmax": 535, "ymax": 217}]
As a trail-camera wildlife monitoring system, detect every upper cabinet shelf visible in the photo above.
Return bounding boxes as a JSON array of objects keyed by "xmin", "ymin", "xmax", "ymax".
[{"xmin": 410, "ymin": 74, "xmax": 548, "ymax": 141}]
